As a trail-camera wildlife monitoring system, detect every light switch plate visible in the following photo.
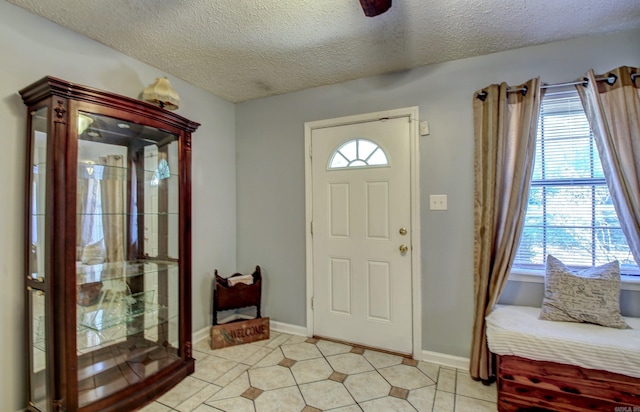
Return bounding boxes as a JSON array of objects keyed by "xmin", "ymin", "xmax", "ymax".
[
  {"xmin": 420, "ymin": 121, "xmax": 430, "ymax": 136},
  {"xmin": 429, "ymin": 194, "xmax": 447, "ymax": 210}
]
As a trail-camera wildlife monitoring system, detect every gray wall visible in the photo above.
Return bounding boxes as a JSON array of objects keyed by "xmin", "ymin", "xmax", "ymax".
[
  {"xmin": 1, "ymin": 1, "xmax": 638, "ymax": 409},
  {"xmin": 236, "ymin": 28, "xmax": 640, "ymax": 359},
  {"xmin": 0, "ymin": 2, "xmax": 236, "ymax": 410}
]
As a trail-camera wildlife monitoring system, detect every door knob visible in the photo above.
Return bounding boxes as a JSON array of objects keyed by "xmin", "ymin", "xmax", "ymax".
[
  {"xmin": 399, "ymin": 244, "xmax": 408, "ymax": 254},
  {"xmin": 399, "ymin": 227, "xmax": 407, "ymax": 235}
]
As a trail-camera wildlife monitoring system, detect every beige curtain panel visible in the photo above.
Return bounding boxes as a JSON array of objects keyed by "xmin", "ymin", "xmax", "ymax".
[
  {"xmin": 577, "ymin": 66, "xmax": 640, "ymax": 267},
  {"xmin": 100, "ymin": 154, "xmax": 126, "ymax": 263},
  {"xmin": 76, "ymin": 175, "xmax": 89, "ymax": 261},
  {"xmin": 470, "ymin": 78, "xmax": 543, "ymax": 381}
]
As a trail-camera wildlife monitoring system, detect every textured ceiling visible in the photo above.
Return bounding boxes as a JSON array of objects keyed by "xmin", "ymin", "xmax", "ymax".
[{"xmin": 7, "ymin": 0, "xmax": 640, "ymax": 103}]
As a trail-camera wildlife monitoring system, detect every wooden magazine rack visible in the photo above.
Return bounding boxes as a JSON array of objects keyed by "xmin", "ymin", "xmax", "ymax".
[{"xmin": 213, "ymin": 265, "xmax": 262, "ymax": 325}]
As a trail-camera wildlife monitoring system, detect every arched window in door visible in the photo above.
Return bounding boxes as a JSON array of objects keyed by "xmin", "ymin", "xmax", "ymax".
[{"xmin": 328, "ymin": 138, "xmax": 388, "ymax": 169}]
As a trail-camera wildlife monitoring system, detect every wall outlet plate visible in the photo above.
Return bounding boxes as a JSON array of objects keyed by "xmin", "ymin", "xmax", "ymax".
[{"xmin": 429, "ymin": 194, "xmax": 447, "ymax": 210}]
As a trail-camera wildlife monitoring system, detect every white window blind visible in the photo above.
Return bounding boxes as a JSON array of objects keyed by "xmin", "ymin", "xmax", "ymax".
[{"xmin": 514, "ymin": 89, "xmax": 639, "ymax": 275}]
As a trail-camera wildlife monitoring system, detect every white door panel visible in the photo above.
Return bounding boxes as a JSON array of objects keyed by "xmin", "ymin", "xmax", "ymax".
[{"xmin": 311, "ymin": 116, "xmax": 412, "ymax": 354}]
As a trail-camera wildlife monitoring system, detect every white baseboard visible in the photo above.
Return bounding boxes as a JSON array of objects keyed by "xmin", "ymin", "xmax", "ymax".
[
  {"xmin": 268, "ymin": 321, "xmax": 468, "ymax": 371},
  {"xmin": 195, "ymin": 322, "xmax": 468, "ymax": 372},
  {"xmin": 193, "ymin": 325, "xmax": 210, "ymax": 344},
  {"xmin": 421, "ymin": 350, "xmax": 469, "ymax": 370},
  {"xmin": 269, "ymin": 320, "xmax": 308, "ymax": 336},
  {"xmin": 192, "ymin": 319, "xmax": 307, "ymax": 345}
]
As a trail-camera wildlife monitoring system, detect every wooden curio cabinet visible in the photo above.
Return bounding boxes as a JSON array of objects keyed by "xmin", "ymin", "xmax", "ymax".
[{"xmin": 20, "ymin": 77, "xmax": 199, "ymax": 411}]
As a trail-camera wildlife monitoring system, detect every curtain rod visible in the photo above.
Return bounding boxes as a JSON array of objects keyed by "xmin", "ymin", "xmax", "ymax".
[
  {"xmin": 508, "ymin": 74, "xmax": 617, "ymax": 95},
  {"xmin": 476, "ymin": 71, "xmax": 637, "ymax": 101}
]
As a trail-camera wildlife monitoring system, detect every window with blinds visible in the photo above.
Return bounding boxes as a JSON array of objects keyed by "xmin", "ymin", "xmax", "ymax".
[{"xmin": 514, "ymin": 89, "xmax": 639, "ymax": 275}]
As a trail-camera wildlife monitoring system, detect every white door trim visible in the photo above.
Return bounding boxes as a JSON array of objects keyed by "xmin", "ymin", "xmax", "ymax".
[{"xmin": 304, "ymin": 107, "xmax": 421, "ymax": 360}]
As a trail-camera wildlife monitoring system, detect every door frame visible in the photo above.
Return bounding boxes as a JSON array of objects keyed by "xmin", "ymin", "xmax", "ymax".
[{"xmin": 304, "ymin": 107, "xmax": 421, "ymax": 359}]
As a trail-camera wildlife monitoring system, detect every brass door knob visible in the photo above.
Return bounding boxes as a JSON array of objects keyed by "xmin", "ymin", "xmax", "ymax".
[
  {"xmin": 399, "ymin": 227, "xmax": 407, "ymax": 235},
  {"xmin": 399, "ymin": 244, "xmax": 408, "ymax": 254}
]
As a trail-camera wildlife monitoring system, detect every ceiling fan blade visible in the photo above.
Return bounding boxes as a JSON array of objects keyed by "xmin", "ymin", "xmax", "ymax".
[{"xmin": 359, "ymin": 0, "xmax": 392, "ymax": 17}]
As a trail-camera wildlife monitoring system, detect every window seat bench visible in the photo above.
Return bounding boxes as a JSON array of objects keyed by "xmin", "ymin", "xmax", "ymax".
[{"xmin": 486, "ymin": 305, "xmax": 640, "ymax": 412}]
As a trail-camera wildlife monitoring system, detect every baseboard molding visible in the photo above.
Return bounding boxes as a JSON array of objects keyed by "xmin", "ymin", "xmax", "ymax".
[
  {"xmin": 421, "ymin": 350, "xmax": 469, "ymax": 370},
  {"xmin": 195, "ymin": 322, "xmax": 469, "ymax": 371},
  {"xmin": 192, "ymin": 320, "xmax": 307, "ymax": 345},
  {"xmin": 267, "ymin": 321, "xmax": 469, "ymax": 370},
  {"xmin": 193, "ymin": 325, "xmax": 210, "ymax": 344},
  {"xmin": 269, "ymin": 320, "xmax": 307, "ymax": 336}
]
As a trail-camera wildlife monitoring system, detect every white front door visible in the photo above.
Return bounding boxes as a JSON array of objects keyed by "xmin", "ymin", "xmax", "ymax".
[{"xmin": 310, "ymin": 115, "xmax": 414, "ymax": 354}]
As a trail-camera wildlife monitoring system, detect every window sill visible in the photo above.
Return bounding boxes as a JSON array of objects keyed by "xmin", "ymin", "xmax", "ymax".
[{"xmin": 509, "ymin": 269, "xmax": 640, "ymax": 292}]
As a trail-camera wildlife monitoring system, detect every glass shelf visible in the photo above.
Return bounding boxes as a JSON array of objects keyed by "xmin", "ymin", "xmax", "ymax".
[
  {"xmin": 74, "ymin": 212, "xmax": 179, "ymax": 217},
  {"xmin": 78, "ymin": 290, "xmax": 157, "ymax": 331},
  {"xmin": 75, "ymin": 260, "xmax": 180, "ymax": 352},
  {"xmin": 76, "ymin": 164, "xmax": 180, "ymax": 176},
  {"xmin": 76, "ymin": 260, "xmax": 178, "ymax": 286},
  {"xmin": 28, "ymin": 212, "xmax": 180, "ymax": 217},
  {"xmin": 76, "ymin": 312, "xmax": 178, "ymax": 353}
]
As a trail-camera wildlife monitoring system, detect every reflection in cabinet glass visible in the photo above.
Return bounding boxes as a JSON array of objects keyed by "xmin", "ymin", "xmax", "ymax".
[
  {"xmin": 30, "ymin": 289, "xmax": 47, "ymax": 412},
  {"xmin": 30, "ymin": 107, "xmax": 48, "ymax": 283},
  {"xmin": 21, "ymin": 77, "xmax": 199, "ymax": 412}
]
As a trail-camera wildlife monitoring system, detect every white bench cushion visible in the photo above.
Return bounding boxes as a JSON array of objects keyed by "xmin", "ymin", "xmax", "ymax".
[{"xmin": 486, "ymin": 305, "xmax": 640, "ymax": 378}]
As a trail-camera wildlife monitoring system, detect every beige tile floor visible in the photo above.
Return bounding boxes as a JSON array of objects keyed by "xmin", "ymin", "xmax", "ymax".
[{"xmin": 139, "ymin": 332, "xmax": 497, "ymax": 412}]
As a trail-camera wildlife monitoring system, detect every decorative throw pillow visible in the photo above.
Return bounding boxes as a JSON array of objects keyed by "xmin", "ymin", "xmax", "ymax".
[
  {"xmin": 81, "ymin": 240, "xmax": 106, "ymax": 265},
  {"xmin": 539, "ymin": 255, "xmax": 629, "ymax": 329}
]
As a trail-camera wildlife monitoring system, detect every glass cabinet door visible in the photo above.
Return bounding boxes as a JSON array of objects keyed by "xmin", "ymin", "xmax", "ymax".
[
  {"xmin": 29, "ymin": 106, "xmax": 48, "ymax": 282},
  {"xmin": 29, "ymin": 289, "xmax": 48, "ymax": 412},
  {"xmin": 75, "ymin": 112, "xmax": 181, "ymax": 406},
  {"xmin": 27, "ymin": 106, "xmax": 49, "ymax": 412}
]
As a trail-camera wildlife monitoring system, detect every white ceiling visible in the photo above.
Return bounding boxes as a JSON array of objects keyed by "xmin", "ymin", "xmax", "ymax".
[{"xmin": 7, "ymin": 0, "xmax": 640, "ymax": 103}]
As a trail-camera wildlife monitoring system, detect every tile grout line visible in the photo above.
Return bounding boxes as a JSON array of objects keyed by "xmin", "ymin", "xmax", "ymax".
[{"xmin": 145, "ymin": 334, "xmax": 497, "ymax": 412}]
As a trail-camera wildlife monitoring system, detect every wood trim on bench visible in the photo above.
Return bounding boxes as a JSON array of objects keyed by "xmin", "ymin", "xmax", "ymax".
[{"xmin": 496, "ymin": 355, "xmax": 640, "ymax": 412}]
